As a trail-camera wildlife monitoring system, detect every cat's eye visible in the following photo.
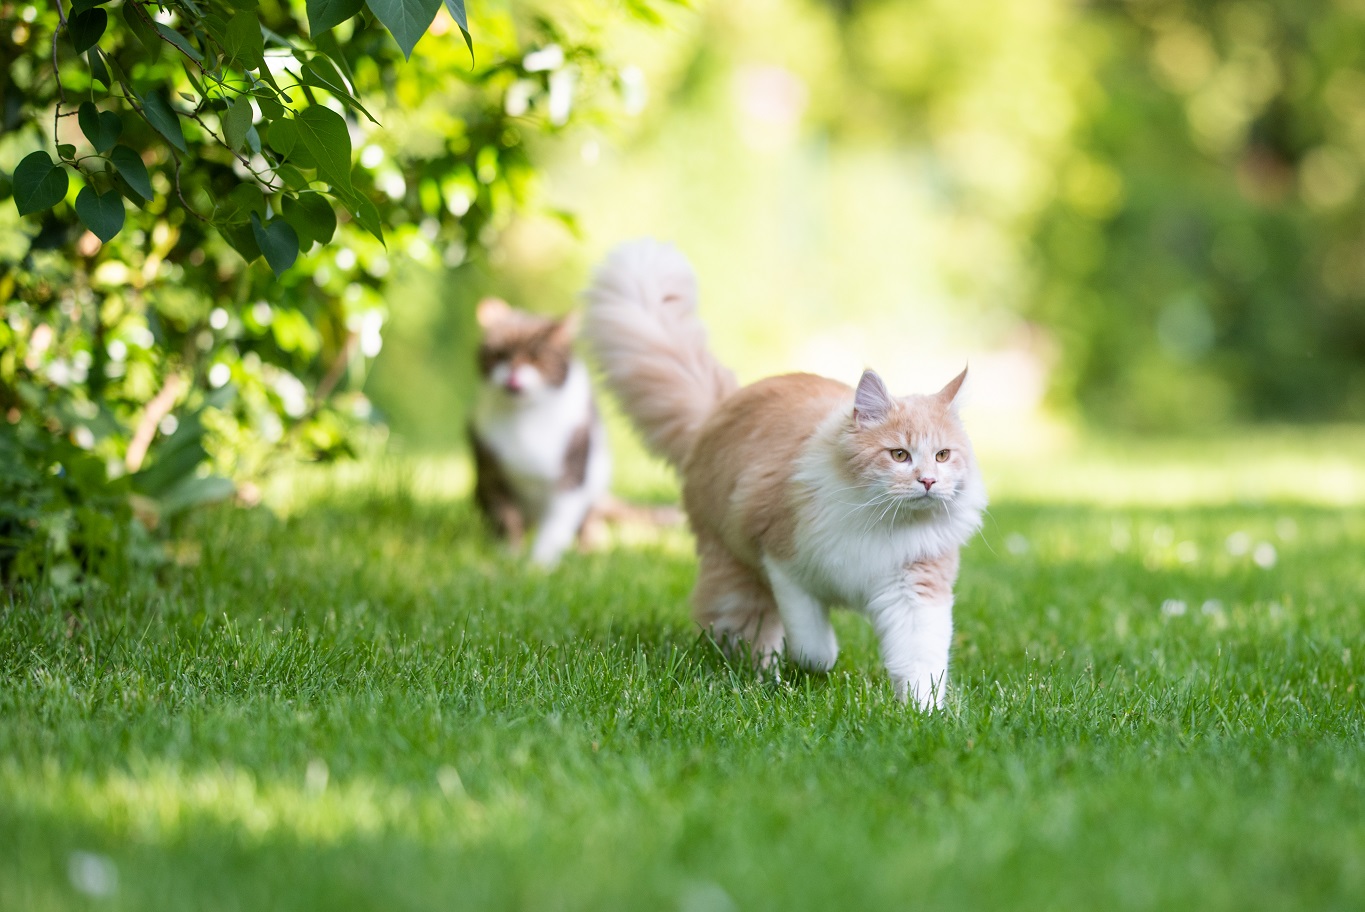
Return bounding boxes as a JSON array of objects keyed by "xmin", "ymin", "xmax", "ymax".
[
  {"xmin": 889, "ymin": 448, "xmax": 910, "ymax": 463},
  {"xmin": 936, "ymin": 449, "xmax": 951, "ymax": 463}
]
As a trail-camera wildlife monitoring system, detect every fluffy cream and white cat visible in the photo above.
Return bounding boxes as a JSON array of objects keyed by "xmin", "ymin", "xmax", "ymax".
[{"xmin": 584, "ymin": 241, "xmax": 987, "ymax": 709}]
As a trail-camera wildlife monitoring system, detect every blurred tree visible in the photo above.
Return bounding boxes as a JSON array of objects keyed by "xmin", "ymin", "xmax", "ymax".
[
  {"xmin": 1, "ymin": 0, "xmax": 661, "ymax": 586},
  {"xmin": 1030, "ymin": 0, "xmax": 1365, "ymax": 428}
]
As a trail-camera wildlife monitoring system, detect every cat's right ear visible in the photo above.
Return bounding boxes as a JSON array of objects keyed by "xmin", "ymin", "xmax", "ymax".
[
  {"xmin": 476, "ymin": 297, "xmax": 510, "ymax": 329},
  {"xmin": 853, "ymin": 369, "xmax": 894, "ymax": 427}
]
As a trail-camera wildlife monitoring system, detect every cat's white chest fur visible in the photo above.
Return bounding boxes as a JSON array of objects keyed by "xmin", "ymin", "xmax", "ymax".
[
  {"xmin": 472, "ymin": 360, "xmax": 609, "ymax": 538},
  {"xmin": 784, "ymin": 498, "xmax": 972, "ymax": 611}
]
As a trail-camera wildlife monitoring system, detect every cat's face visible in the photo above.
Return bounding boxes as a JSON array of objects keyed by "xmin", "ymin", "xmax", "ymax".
[
  {"xmin": 475, "ymin": 298, "xmax": 576, "ymax": 400},
  {"xmin": 841, "ymin": 369, "xmax": 982, "ymax": 514}
]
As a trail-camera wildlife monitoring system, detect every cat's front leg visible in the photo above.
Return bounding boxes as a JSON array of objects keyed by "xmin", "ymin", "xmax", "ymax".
[
  {"xmin": 529, "ymin": 489, "xmax": 596, "ymax": 567},
  {"xmin": 866, "ymin": 550, "xmax": 961, "ymax": 711},
  {"xmin": 763, "ymin": 557, "xmax": 838, "ymax": 672}
]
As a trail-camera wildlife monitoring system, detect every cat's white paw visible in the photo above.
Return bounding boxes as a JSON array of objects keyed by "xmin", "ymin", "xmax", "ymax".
[{"xmin": 893, "ymin": 673, "xmax": 947, "ymax": 712}]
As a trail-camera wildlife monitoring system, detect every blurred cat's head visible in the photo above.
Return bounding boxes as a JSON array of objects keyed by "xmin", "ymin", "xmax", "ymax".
[
  {"xmin": 840, "ymin": 368, "xmax": 986, "ymax": 517},
  {"xmin": 475, "ymin": 298, "xmax": 578, "ymax": 400}
]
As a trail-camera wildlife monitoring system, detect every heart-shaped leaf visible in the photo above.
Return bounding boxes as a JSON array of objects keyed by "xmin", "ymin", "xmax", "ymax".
[
  {"xmin": 223, "ymin": 97, "xmax": 253, "ymax": 152},
  {"xmin": 250, "ymin": 211, "xmax": 300, "ymax": 276},
  {"xmin": 110, "ymin": 145, "xmax": 153, "ymax": 201},
  {"xmin": 78, "ymin": 101, "xmax": 122, "ymax": 152},
  {"xmin": 138, "ymin": 90, "xmax": 188, "ymax": 153},
  {"xmin": 307, "ymin": 0, "xmax": 363, "ymax": 35},
  {"xmin": 212, "ymin": 184, "xmax": 268, "ymax": 225},
  {"xmin": 13, "ymin": 151, "xmax": 70, "ymax": 216},
  {"xmin": 75, "ymin": 185, "xmax": 125, "ymax": 242},
  {"xmin": 366, "ymin": 0, "xmax": 441, "ymax": 60},
  {"xmin": 223, "ymin": 10, "xmax": 265, "ymax": 70},
  {"xmin": 88, "ymin": 49, "xmax": 112, "ymax": 89},
  {"xmin": 68, "ymin": 8, "xmax": 108, "ymax": 53},
  {"xmin": 294, "ymin": 106, "xmax": 353, "ymax": 193},
  {"xmin": 443, "ymin": 0, "xmax": 473, "ymax": 61},
  {"xmin": 282, "ymin": 191, "xmax": 337, "ymax": 249}
]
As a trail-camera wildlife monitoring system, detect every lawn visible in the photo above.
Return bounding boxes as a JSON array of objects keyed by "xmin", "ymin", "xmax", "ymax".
[{"xmin": 2, "ymin": 428, "xmax": 1364, "ymax": 911}]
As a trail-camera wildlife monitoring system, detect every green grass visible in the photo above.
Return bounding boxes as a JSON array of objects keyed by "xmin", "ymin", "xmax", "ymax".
[{"xmin": 3, "ymin": 428, "xmax": 1365, "ymax": 911}]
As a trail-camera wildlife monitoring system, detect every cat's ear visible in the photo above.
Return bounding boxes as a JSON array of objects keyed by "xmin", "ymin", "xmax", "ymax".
[
  {"xmin": 476, "ymin": 297, "xmax": 510, "ymax": 329},
  {"xmin": 936, "ymin": 366, "xmax": 969, "ymax": 411},
  {"xmin": 550, "ymin": 312, "xmax": 581, "ymax": 342},
  {"xmin": 853, "ymin": 369, "xmax": 894, "ymax": 427}
]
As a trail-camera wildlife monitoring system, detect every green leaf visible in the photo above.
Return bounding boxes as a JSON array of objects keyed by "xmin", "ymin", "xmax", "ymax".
[
  {"xmin": 307, "ymin": 0, "xmax": 363, "ymax": 35},
  {"xmin": 13, "ymin": 151, "xmax": 70, "ymax": 216},
  {"xmin": 253, "ymin": 88, "xmax": 284, "ymax": 121},
  {"xmin": 88, "ymin": 49, "xmax": 111, "ymax": 89},
  {"xmin": 212, "ymin": 184, "xmax": 267, "ymax": 224},
  {"xmin": 365, "ymin": 0, "xmax": 441, "ymax": 60},
  {"xmin": 224, "ymin": 11, "xmax": 265, "ymax": 70},
  {"xmin": 266, "ymin": 117, "xmax": 298, "ymax": 158},
  {"xmin": 295, "ymin": 106, "xmax": 353, "ymax": 193},
  {"xmin": 78, "ymin": 102, "xmax": 122, "ymax": 152},
  {"xmin": 250, "ymin": 212, "xmax": 300, "ymax": 276},
  {"xmin": 121, "ymin": 2, "xmax": 162, "ymax": 54},
  {"xmin": 223, "ymin": 97, "xmax": 253, "ymax": 152},
  {"xmin": 220, "ymin": 223, "xmax": 262, "ymax": 262},
  {"xmin": 276, "ymin": 164, "xmax": 310, "ymax": 191},
  {"xmin": 345, "ymin": 192, "xmax": 385, "ymax": 246},
  {"xmin": 443, "ymin": 0, "xmax": 473, "ymax": 61},
  {"xmin": 109, "ymin": 145, "xmax": 152, "ymax": 201},
  {"xmin": 155, "ymin": 22, "xmax": 204, "ymax": 62},
  {"xmin": 138, "ymin": 90, "xmax": 188, "ymax": 153},
  {"xmin": 75, "ymin": 185, "xmax": 125, "ymax": 242},
  {"xmin": 68, "ymin": 8, "xmax": 108, "ymax": 53},
  {"xmin": 301, "ymin": 59, "xmax": 378, "ymax": 123},
  {"xmin": 57, "ymin": 144, "xmax": 77, "ymax": 160},
  {"xmin": 282, "ymin": 191, "xmax": 336, "ymax": 249},
  {"xmin": 71, "ymin": 0, "xmax": 108, "ymax": 15}
]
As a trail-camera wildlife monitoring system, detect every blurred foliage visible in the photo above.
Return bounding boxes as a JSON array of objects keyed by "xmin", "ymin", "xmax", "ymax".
[
  {"xmin": 1, "ymin": 0, "xmax": 663, "ymax": 585},
  {"xmin": 469, "ymin": 0, "xmax": 1364, "ymax": 442},
  {"xmin": 1031, "ymin": 0, "xmax": 1365, "ymax": 428}
]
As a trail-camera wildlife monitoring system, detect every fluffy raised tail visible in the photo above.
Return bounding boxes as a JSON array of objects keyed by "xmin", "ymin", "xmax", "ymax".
[{"xmin": 584, "ymin": 240, "xmax": 738, "ymax": 468}]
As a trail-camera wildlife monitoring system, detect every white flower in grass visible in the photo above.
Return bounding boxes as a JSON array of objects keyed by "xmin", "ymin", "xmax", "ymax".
[
  {"xmin": 1161, "ymin": 599, "xmax": 1188, "ymax": 617},
  {"xmin": 1005, "ymin": 533, "xmax": 1029, "ymax": 555},
  {"xmin": 305, "ymin": 758, "xmax": 329, "ymax": 795},
  {"xmin": 1253, "ymin": 542, "xmax": 1278, "ymax": 568},
  {"xmin": 1225, "ymin": 531, "xmax": 1251, "ymax": 556},
  {"xmin": 1176, "ymin": 541, "xmax": 1199, "ymax": 563},
  {"xmin": 1200, "ymin": 599, "xmax": 1225, "ymax": 616},
  {"xmin": 68, "ymin": 851, "xmax": 117, "ymax": 898}
]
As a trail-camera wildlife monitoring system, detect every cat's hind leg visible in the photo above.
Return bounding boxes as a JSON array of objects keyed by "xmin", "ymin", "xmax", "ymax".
[{"xmin": 692, "ymin": 540, "xmax": 785, "ymax": 665}]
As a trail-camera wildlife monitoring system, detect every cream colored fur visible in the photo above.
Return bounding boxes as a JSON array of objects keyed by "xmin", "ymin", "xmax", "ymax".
[{"xmin": 585, "ymin": 240, "xmax": 987, "ymax": 709}]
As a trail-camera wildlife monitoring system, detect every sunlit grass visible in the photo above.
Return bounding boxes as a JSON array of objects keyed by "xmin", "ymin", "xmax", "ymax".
[{"xmin": 2, "ymin": 427, "xmax": 1363, "ymax": 910}]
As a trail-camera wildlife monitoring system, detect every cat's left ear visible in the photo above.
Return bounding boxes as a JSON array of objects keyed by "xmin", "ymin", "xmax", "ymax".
[
  {"xmin": 936, "ymin": 366, "xmax": 969, "ymax": 411},
  {"xmin": 550, "ymin": 312, "xmax": 581, "ymax": 342}
]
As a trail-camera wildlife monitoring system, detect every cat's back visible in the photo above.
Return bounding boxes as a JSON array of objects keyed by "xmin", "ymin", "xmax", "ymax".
[{"xmin": 683, "ymin": 373, "xmax": 849, "ymax": 563}]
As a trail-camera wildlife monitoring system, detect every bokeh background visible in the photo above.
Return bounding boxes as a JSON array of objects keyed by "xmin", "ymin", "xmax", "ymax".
[{"xmin": 368, "ymin": 0, "xmax": 1365, "ymax": 460}]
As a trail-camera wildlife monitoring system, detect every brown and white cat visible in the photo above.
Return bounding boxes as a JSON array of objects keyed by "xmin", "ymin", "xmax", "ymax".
[
  {"xmin": 469, "ymin": 298, "xmax": 611, "ymax": 567},
  {"xmin": 584, "ymin": 241, "xmax": 987, "ymax": 709}
]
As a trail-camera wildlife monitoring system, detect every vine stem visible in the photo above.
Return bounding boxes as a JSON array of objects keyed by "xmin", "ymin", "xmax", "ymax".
[{"xmin": 51, "ymin": 1, "xmax": 68, "ymax": 153}]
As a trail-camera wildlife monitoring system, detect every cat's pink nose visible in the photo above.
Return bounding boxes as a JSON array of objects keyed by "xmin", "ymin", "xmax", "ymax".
[
  {"xmin": 920, "ymin": 477, "xmax": 936, "ymax": 490},
  {"xmin": 505, "ymin": 375, "xmax": 523, "ymax": 392}
]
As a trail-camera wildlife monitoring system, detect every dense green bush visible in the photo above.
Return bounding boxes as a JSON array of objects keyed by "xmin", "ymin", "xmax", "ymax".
[{"xmin": 1, "ymin": 0, "xmax": 662, "ymax": 586}]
